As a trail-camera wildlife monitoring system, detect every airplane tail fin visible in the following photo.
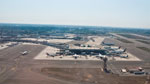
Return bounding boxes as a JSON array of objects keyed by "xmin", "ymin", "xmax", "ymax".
[
  {"xmin": 119, "ymin": 46, "xmax": 121, "ymax": 49},
  {"xmin": 124, "ymin": 48, "xmax": 127, "ymax": 52}
]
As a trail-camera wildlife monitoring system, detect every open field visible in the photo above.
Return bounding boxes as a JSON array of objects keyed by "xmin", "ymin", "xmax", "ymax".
[
  {"xmin": 131, "ymin": 34, "xmax": 150, "ymax": 39},
  {"xmin": 136, "ymin": 47, "xmax": 150, "ymax": 53},
  {"xmin": 40, "ymin": 68, "xmax": 146, "ymax": 84},
  {"xmin": 136, "ymin": 40, "xmax": 150, "ymax": 44},
  {"xmin": 0, "ymin": 44, "xmax": 46, "ymax": 84},
  {"xmin": 116, "ymin": 37, "xmax": 133, "ymax": 43},
  {"xmin": 118, "ymin": 33, "xmax": 149, "ymax": 40},
  {"xmin": 2, "ymin": 64, "xmax": 148, "ymax": 84}
]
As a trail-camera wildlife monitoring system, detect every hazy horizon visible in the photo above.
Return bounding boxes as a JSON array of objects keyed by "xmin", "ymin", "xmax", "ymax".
[
  {"xmin": 1, "ymin": 22, "xmax": 150, "ymax": 30},
  {"xmin": 0, "ymin": 0, "xmax": 150, "ymax": 29}
]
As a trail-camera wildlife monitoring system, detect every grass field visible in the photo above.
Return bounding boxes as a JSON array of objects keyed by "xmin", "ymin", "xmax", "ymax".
[
  {"xmin": 136, "ymin": 40, "xmax": 150, "ymax": 44},
  {"xmin": 137, "ymin": 47, "xmax": 150, "ymax": 53},
  {"xmin": 116, "ymin": 38, "xmax": 133, "ymax": 43},
  {"xmin": 40, "ymin": 68, "xmax": 146, "ymax": 84},
  {"xmin": 118, "ymin": 34, "xmax": 149, "ymax": 40}
]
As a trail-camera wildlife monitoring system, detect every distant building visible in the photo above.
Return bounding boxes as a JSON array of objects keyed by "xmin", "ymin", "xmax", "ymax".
[{"xmin": 67, "ymin": 44, "xmax": 107, "ymax": 55}]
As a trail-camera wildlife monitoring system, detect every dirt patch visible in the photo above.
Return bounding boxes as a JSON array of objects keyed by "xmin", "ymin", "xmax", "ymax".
[
  {"xmin": 118, "ymin": 34, "xmax": 149, "ymax": 40},
  {"xmin": 116, "ymin": 38, "xmax": 133, "ymax": 43},
  {"xmin": 136, "ymin": 40, "xmax": 150, "ymax": 44},
  {"xmin": 40, "ymin": 68, "xmax": 147, "ymax": 84},
  {"xmin": 137, "ymin": 47, "xmax": 150, "ymax": 53}
]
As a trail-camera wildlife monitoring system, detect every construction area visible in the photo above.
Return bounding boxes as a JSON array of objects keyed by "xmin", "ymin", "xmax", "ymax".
[{"xmin": 0, "ymin": 33, "xmax": 150, "ymax": 84}]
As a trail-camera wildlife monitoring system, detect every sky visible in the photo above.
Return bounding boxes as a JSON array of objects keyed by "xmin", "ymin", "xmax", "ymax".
[{"xmin": 0, "ymin": 0, "xmax": 150, "ymax": 28}]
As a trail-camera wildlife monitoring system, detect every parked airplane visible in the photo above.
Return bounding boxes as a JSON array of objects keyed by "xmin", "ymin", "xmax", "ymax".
[
  {"xmin": 72, "ymin": 54, "xmax": 80, "ymax": 59},
  {"xmin": 104, "ymin": 46, "xmax": 121, "ymax": 50},
  {"xmin": 46, "ymin": 53, "xmax": 56, "ymax": 58},
  {"xmin": 21, "ymin": 51, "xmax": 28, "ymax": 55},
  {"xmin": 93, "ymin": 53, "xmax": 106, "ymax": 59},
  {"xmin": 110, "ymin": 48, "xmax": 126, "ymax": 54},
  {"xmin": 120, "ymin": 54, "xmax": 128, "ymax": 58}
]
